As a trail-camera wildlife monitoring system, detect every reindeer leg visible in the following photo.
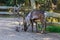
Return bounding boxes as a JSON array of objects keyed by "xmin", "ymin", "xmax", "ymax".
[
  {"xmin": 40, "ymin": 18, "xmax": 45, "ymax": 33},
  {"xmin": 41, "ymin": 20, "xmax": 46, "ymax": 34},
  {"xmin": 40, "ymin": 22, "xmax": 44, "ymax": 33},
  {"xmin": 32, "ymin": 22, "xmax": 33, "ymax": 32},
  {"xmin": 36, "ymin": 22, "xmax": 38, "ymax": 32},
  {"xmin": 16, "ymin": 27, "xmax": 20, "ymax": 32},
  {"xmin": 24, "ymin": 21, "xmax": 28, "ymax": 32},
  {"xmin": 44, "ymin": 19, "xmax": 47, "ymax": 34},
  {"xmin": 31, "ymin": 20, "xmax": 33, "ymax": 32}
]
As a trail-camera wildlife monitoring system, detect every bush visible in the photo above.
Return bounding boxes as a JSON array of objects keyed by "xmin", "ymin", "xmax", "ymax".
[
  {"xmin": 37, "ymin": 24, "xmax": 60, "ymax": 33},
  {"xmin": 46, "ymin": 25, "xmax": 60, "ymax": 33}
]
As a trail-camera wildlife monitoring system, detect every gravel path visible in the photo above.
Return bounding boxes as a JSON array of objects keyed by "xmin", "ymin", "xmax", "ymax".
[{"xmin": 0, "ymin": 18, "xmax": 60, "ymax": 40}]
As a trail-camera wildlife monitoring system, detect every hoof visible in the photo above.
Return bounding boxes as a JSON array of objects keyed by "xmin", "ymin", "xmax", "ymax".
[
  {"xmin": 24, "ymin": 28, "xmax": 27, "ymax": 32},
  {"xmin": 15, "ymin": 27, "xmax": 20, "ymax": 32},
  {"xmin": 24, "ymin": 26, "xmax": 28, "ymax": 32},
  {"xmin": 16, "ymin": 29, "xmax": 20, "ymax": 32}
]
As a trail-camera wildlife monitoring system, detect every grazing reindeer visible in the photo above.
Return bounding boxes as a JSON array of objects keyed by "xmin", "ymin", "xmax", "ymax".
[{"xmin": 24, "ymin": 10, "xmax": 47, "ymax": 33}]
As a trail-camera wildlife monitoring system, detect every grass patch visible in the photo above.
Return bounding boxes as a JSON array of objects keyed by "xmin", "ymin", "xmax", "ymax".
[
  {"xmin": 37, "ymin": 24, "xmax": 60, "ymax": 33},
  {"xmin": 46, "ymin": 25, "xmax": 60, "ymax": 33}
]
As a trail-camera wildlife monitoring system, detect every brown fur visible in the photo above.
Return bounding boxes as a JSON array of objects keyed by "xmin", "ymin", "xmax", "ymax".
[{"xmin": 24, "ymin": 10, "xmax": 46, "ymax": 33}]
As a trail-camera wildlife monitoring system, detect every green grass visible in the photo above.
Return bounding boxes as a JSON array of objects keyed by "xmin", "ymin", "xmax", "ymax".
[
  {"xmin": 46, "ymin": 25, "xmax": 60, "ymax": 33},
  {"xmin": 37, "ymin": 24, "xmax": 60, "ymax": 33}
]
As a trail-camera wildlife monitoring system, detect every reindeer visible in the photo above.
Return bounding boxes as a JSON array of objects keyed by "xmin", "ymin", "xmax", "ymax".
[{"xmin": 24, "ymin": 10, "xmax": 47, "ymax": 33}]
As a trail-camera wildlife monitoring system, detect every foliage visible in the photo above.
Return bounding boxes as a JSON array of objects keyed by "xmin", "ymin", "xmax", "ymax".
[
  {"xmin": 37, "ymin": 24, "xmax": 60, "ymax": 33},
  {"xmin": 17, "ymin": 0, "xmax": 25, "ymax": 4},
  {"xmin": 0, "ymin": 0, "xmax": 25, "ymax": 6},
  {"xmin": 36, "ymin": 0, "xmax": 51, "ymax": 11},
  {"xmin": 46, "ymin": 25, "xmax": 60, "ymax": 33},
  {"xmin": 0, "ymin": 0, "xmax": 7, "ymax": 3}
]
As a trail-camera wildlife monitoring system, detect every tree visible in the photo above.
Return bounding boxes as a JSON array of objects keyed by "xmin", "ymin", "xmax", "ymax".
[
  {"xmin": 0, "ymin": 0, "xmax": 7, "ymax": 3},
  {"xmin": 0, "ymin": 0, "xmax": 25, "ymax": 6},
  {"xmin": 0, "ymin": 0, "xmax": 7, "ymax": 6},
  {"xmin": 52, "ymin": 0, "xmax": 57, "ymax": 5}
]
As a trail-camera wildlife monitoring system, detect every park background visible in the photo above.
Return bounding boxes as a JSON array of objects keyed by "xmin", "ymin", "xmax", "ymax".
[{"xmin": 0, "ymin": 0, "xmax": 60, "ymax": 33}]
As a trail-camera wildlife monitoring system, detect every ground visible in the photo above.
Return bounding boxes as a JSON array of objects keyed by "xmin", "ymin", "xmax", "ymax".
[{"xmin": 0, "ymin": 17, "xmax": 60, "ymax": 40}]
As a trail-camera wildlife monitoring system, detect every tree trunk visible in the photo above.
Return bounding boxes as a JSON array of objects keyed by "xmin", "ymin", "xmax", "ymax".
[{"xmin": 30, "ymin": 0, "xmax": 36, "ymax": 9}]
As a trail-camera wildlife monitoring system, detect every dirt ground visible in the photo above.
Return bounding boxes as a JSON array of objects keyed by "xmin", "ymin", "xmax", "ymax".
[{"xmin": 0, "ymin": 18, "xmax": 60, "ymax": 40}]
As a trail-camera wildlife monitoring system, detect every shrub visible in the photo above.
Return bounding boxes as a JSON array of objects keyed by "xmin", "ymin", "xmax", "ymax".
[
  {"xmin": 37, "ymin": 24, "xmax": 60, "ymax": 33},
  {"xmin": 46, "ymin": 25, "xmax": 60, "ymax": 33}
]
